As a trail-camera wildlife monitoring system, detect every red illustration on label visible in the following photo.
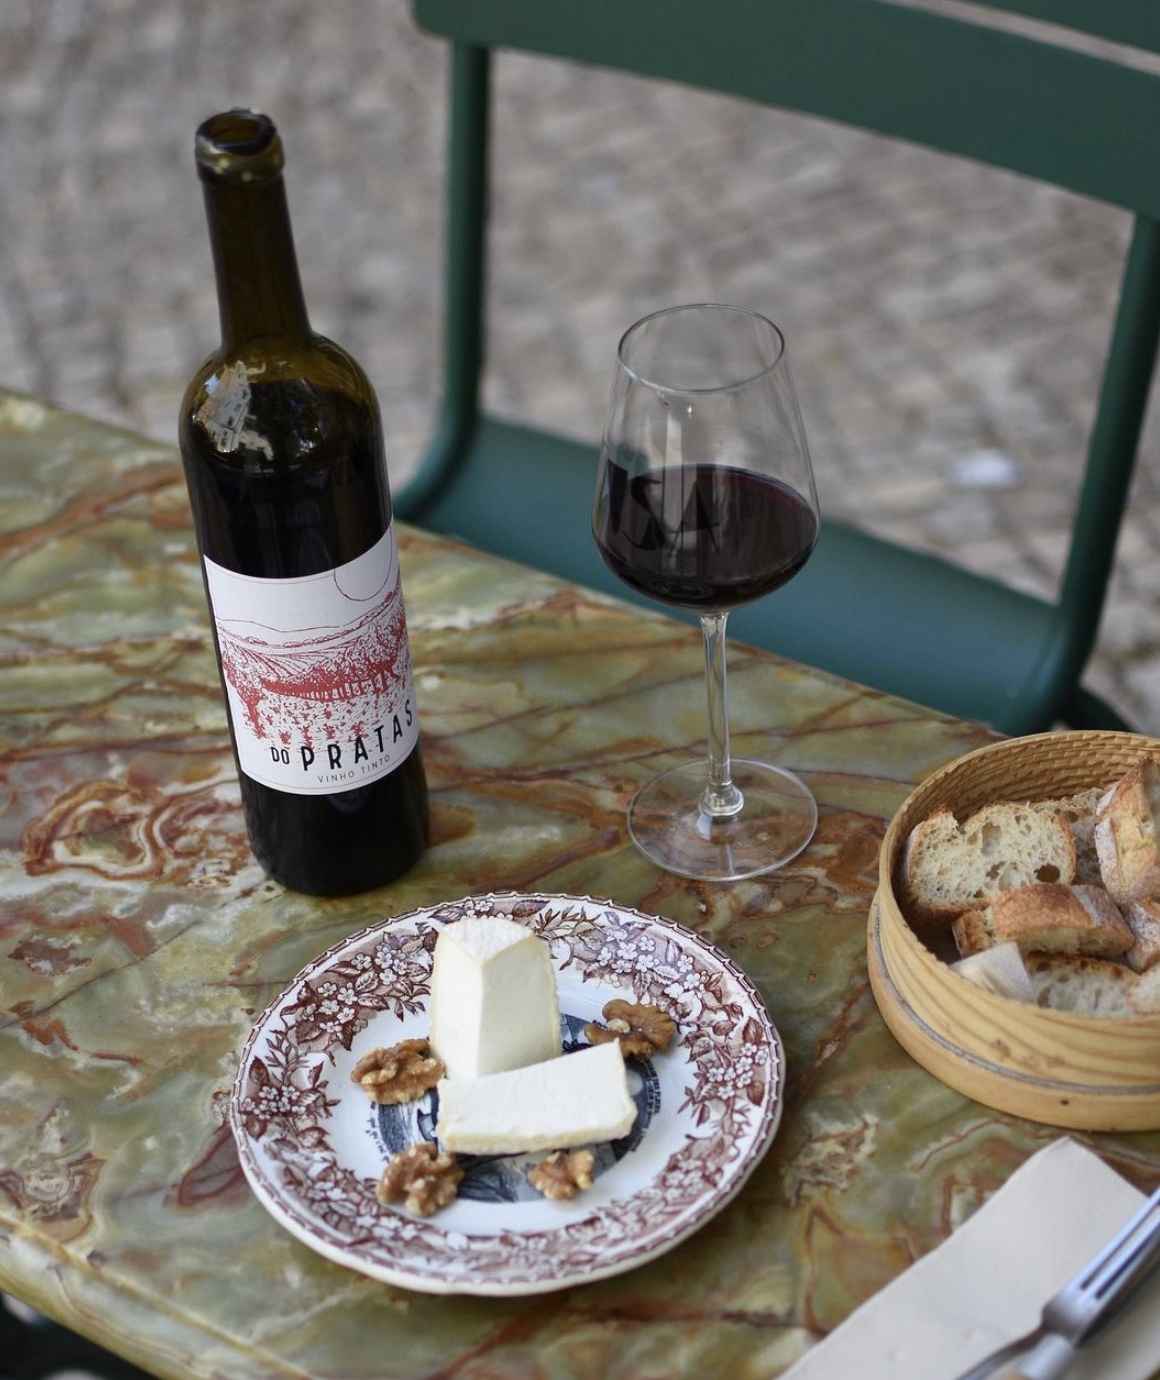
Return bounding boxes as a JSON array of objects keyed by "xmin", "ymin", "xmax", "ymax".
[{"xmin": 204, "ymin": 526, "xmax": 419, "ymax": 794}]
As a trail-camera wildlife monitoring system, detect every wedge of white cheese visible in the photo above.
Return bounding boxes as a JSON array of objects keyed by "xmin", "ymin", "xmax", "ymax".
[
  {"xmin": 428, "ymin": 915, "xmax": 561, "ymax": 1080},
  {"xmin": 436, "ymin": 1040, "xmax": 636, "ymax": 1156}
]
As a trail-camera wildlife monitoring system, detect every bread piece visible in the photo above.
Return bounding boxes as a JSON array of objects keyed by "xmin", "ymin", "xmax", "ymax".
[
  {"xmin": 951, "ymin": 883, "xmax": 1133, "ymax": 960},
  {"xmin": 1124, "ymin": 897, "xmax": 1160, "ymax": 974},
  {"xmin": 1129, "ymin": 966, "xmax": 1160, "ymax": 1013},
  {"xmin": 900, "ymin": 802, "xmax": 1077, "ymax": 925},
  {"xmin": 1037, "ymin": 788, "xmax": 1103, "ymax": 886},
  {"xmin": 1023, "ymin": 954, "xmax": 1142, "ymax": 1017},
  {"xmin": 1095, "ymin": 755, "xmax": 1160, "ymax": 905}
]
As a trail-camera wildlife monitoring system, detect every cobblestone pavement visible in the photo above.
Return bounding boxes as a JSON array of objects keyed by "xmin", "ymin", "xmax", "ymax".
[{"xmin": 2, "ymin": 0, "xmax": 1159, "ymax": 733}]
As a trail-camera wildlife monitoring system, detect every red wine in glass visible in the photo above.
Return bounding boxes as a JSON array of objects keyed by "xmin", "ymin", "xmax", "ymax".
[
  {"xmin": 592, "ymin": 303, "xmax": 821, "ymax": 881},
  {"xmin": 595, "ymin": 461, "xmax": 818, "ymax": 612}
]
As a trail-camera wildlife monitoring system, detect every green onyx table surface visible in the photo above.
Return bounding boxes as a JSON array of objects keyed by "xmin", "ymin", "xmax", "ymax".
[{"xmin": 2, "ymin": 389, "xmax": 1159, "ymax": 1379}]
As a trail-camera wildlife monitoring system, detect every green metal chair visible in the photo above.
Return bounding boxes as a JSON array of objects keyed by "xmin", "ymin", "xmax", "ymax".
[{"xmin": 397, "ymin": 0, "xmax": 1160, "ymax": 735}]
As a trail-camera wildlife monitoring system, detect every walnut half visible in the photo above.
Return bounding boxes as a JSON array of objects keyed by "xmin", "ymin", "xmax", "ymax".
[
  {"xmin": 350, "ymin": 1038, "xmax": 444, "ymax": 1105},
  {"xmin": 585, "ymin": 999, "xmax": 676, "ymax": 1059},
  {"xmin": 528, "ymin": 1149, "xmax": 596, "ymax": 1201},
  {"xmin": 376, "ymin": 1143, "xmax": 463, "ymax": 1217}
]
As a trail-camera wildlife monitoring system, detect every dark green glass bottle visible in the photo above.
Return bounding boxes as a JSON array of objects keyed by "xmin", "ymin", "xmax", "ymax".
[{"xmin": 178, "ymin": 109, "xmax": 429, "ymax": 896}]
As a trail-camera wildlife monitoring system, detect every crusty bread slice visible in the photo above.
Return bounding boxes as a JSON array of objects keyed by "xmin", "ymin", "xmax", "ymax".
[
  {"xmin": 900, "ymin": 802, "xmax": 1077, "ymax": 925},
  {"xmin": 1130, "ymin": 966, "xmax": 1160, "ymax": 1013},
  {"xmin": 1037, "ymin": 788, "xmax": 1104, "ymax": 886},
  {"xmin": 1124, "ymin": 897, "xmax": 1160, "ymax": 974},
  {"xmin": 951, "ymin": 882, "xmax": 1133, "ymax": 960},
  {"xmin": 1023, "ymin": 954, "xmax": 1142, "ymax": 1017},
  {"xmin": 1095, "ymin": 754, "xmax": 1160, "ymax": 905}
]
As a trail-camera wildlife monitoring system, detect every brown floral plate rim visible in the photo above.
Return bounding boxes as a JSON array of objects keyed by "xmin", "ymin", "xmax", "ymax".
[{"xmin": 229, "ymin": 891, "xmax": 784, "ymax": 1296}]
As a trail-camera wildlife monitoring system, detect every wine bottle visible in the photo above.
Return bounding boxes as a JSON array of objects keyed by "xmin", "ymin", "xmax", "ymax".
[{"xmin": 178, "ymin": 109, "xmax": 429, "ymax": 896}]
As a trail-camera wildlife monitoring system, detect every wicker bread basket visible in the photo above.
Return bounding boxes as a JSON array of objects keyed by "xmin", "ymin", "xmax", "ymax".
[{"xmin": 869, "ymin": 730, "xmax": 1160, "ymax": 1131}]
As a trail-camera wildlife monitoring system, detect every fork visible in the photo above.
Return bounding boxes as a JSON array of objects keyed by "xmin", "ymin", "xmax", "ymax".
[{"xmin": 952, "ymin": 1181, "xmax": 1160, "ymax": 1380}]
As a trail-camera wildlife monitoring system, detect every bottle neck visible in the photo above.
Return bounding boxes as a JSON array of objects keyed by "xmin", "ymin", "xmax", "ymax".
[{"xmin": 201, "ymin": 172, "xmax": 312, "ymax": 351}]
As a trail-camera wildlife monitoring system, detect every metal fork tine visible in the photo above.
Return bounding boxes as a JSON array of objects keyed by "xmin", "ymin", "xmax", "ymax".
[{"xmin": 1048, "ymin": 1184, "xmax": 1160, "ymax": 1340}]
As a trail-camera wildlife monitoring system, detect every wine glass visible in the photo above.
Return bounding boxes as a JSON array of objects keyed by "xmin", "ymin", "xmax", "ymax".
[{"xmin": 592, "ymin": 303, "xmax": 821, "ymax": 881}]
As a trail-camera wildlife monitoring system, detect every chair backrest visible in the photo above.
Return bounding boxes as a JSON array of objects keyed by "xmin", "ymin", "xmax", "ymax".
[
  {"xmin": 401, "ymin": 0, "xmax": 1160, "ymax": 733},
  {"xmin": 416, "ymin": 0, "xmax": 1160, "ymax": 214}
]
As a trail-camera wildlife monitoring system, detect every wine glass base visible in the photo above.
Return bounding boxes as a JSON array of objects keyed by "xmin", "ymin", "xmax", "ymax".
[{"xmin": 627, "ymin": 758, "xmax": 817, "ymax": 882}]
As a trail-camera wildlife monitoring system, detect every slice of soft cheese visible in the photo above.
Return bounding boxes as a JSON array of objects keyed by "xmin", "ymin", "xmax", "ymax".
[
  {"xmin": 428, "ymin": 915, "xmax": 561, "ymax": 1080},
  {"xmin": 436, "ymin": 1040, "xmax": 636, "ymax": 1156}
]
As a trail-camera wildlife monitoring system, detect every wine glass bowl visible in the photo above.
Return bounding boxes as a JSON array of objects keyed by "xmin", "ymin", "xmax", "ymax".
[{"xmin": 592, "ymin": 303, "xmax": 820, "ymax": 881}]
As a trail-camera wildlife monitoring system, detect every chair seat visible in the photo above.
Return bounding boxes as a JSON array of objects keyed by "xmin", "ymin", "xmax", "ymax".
[{"xmin": 405, "ymin": 416, "xmax": 1069, "ymax": 734}]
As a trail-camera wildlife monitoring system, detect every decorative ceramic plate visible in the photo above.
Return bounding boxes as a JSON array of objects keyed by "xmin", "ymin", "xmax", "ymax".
[{"xmin": 230, "ymin": 892, "xmax": 784, "ymax": 1296}]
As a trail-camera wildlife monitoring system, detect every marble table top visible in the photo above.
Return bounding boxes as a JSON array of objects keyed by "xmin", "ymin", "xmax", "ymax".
[{"xmin": 2, "ymin": 390, "xmax": 1159, "ymax": 1379}]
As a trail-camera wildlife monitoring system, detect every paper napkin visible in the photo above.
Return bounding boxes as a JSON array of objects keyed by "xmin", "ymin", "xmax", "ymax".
[{"xmin": 782, "ymin": 1138, "xmax": 1160, "ymax": 1380}]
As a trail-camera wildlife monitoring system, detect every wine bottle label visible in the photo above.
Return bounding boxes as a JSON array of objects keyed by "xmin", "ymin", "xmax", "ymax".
[{"xmin": 203, "ymin": 525, "xmax": 420, "ymax": 795}]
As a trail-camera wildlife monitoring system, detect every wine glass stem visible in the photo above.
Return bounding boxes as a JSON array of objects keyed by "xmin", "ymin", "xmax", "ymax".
[{"xmin": 700, "ymin": 611, "xmax": 745, "ymax": 819}]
